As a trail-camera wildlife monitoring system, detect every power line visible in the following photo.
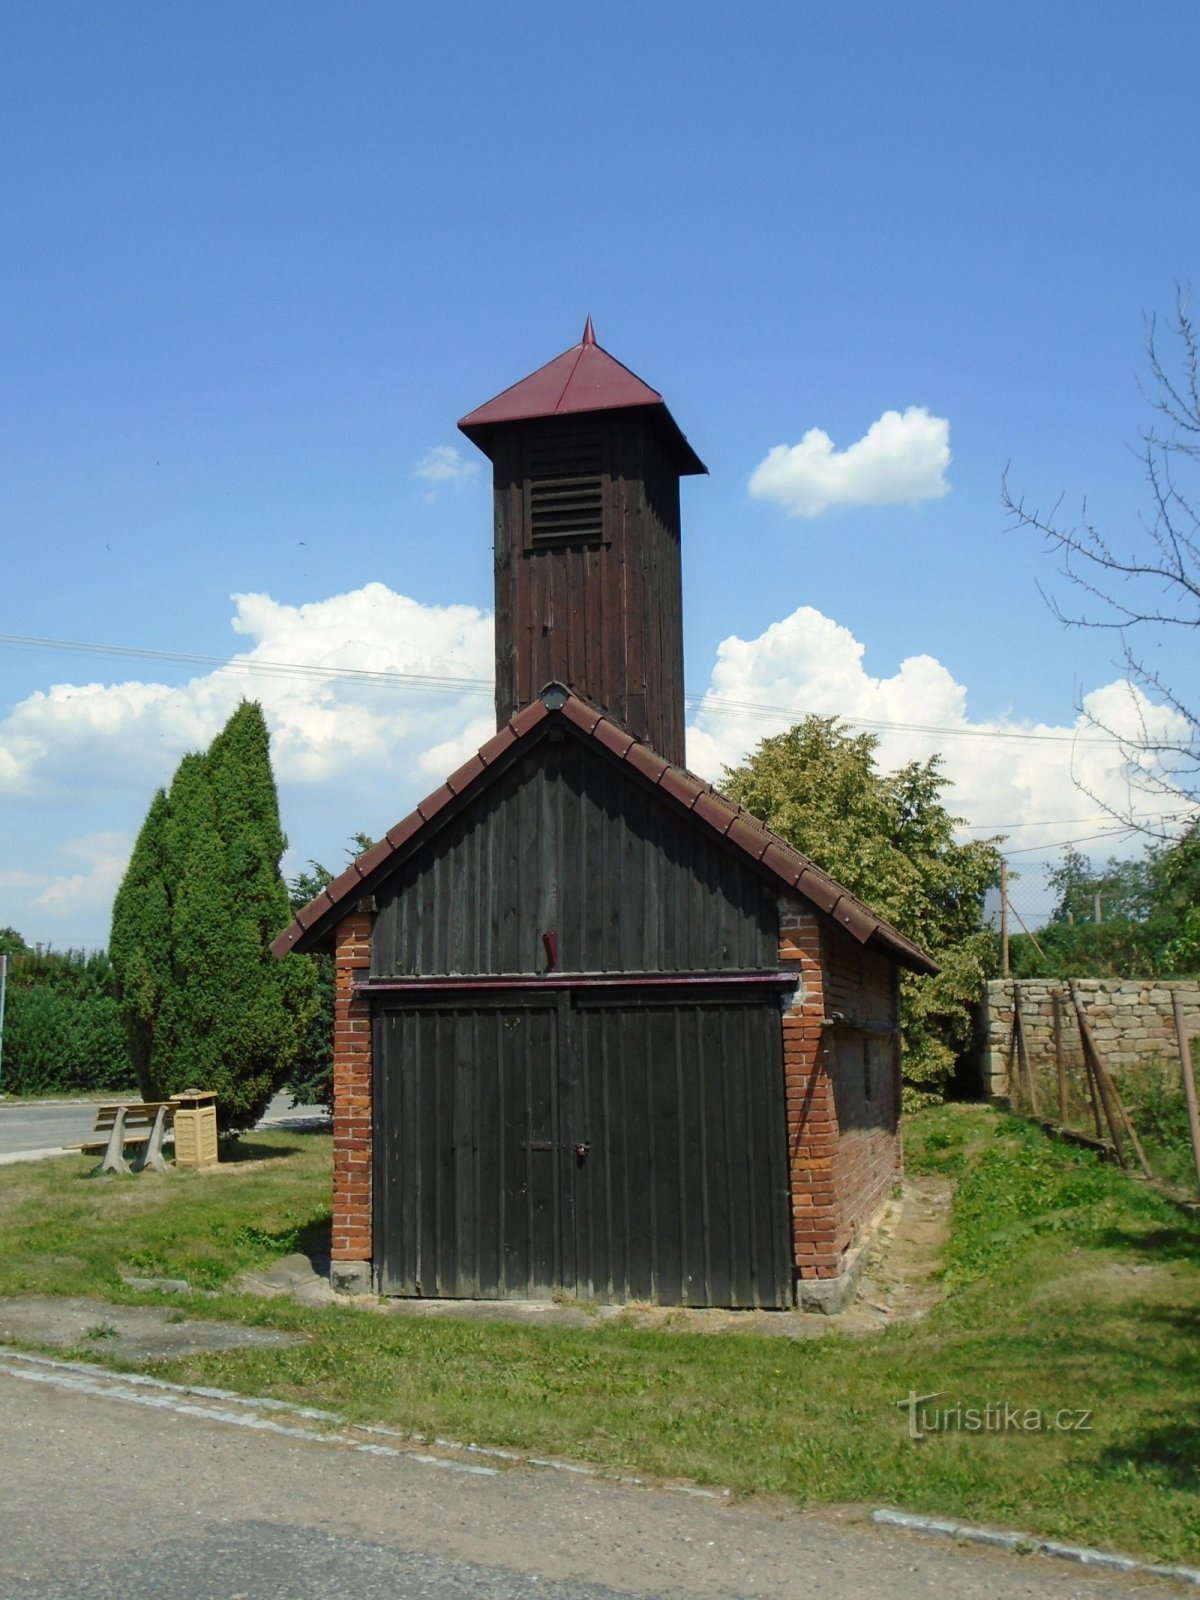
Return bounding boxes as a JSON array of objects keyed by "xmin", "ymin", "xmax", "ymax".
[
  {"xmin": 688, "ymin": 694, "xmax": 1140, "ymax": 746},
  {"xmin": 3, "ymin": 628, "xmax": 1188, "ymax": 753},
  {"xmin": 960, "ymin": 809, "xmax": 1194, "ymax": 832},
  {"xmin": 0, "ymin": 632, "xmax": 493, "ymax": 696},
  {"xmin": 1001, "ymin": 824, "xmax": 1143, "ymax": 857}
]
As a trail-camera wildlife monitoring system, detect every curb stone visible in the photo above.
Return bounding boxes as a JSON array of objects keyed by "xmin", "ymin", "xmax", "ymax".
[{"xmin": 872, "ymin": 1508, "xmax": 1200, "ymax": 1586}]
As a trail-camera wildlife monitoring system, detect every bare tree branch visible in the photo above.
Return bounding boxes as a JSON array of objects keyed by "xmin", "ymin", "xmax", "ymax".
[{"xmin": 1002, "ymin": 289, "xmax": 1200, "ymax": 838}]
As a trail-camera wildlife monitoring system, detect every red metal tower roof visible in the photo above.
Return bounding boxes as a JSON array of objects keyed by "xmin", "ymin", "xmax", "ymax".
[{"xmin": 458, "ymin": 320, "xmax": 707, "ymax": 475}]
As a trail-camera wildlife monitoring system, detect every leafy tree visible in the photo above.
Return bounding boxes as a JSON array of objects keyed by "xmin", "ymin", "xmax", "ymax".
[
  {"xmin": 1045, "ymin": 845, "xmax": 1155, "ymax": 925},
  {"xmin": 0, "ymin": 927, "xmax": 29, "ymax": 959},
  {"xmin": 1011, "ymin": 824, "xmax": 1200, "ymax": 979},
  {"xmin": 723, "ymin": 716, "xmax": 1001, "ymax": 1103},
  {"xmin": 110, "ymin": 701, "xmax": 318, "ymax": 1132},
  {"xmin": 1156, "ymin": 822, "xmax": 1200, "ymax": 971}
]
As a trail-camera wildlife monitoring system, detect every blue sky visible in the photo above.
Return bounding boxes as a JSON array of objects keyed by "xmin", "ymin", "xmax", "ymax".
[{"xmin": 2, "ymin": 0, "xmax": 1198, "ymax": 949}]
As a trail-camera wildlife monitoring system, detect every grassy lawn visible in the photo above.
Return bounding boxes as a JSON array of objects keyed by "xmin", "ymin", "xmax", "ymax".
[{"xmin": 0, "ymin": 1110, "xmax": 1196, "ymax": 1566}]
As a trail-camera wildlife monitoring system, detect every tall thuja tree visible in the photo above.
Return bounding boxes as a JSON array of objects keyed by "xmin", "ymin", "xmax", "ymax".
[
  {"xmin": 723, "ymin": 716, "xmax": 1001, "ymax": 1104},
  {"xmin": 110, "ymin": 787, "xmax": 172, "ymax": 1090},
  {"xmin": 111, "ymin": 702, "xmax": 317, "ymax": 1132}
]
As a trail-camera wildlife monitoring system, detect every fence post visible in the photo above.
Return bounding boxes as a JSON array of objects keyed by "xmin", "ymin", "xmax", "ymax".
[
  {"xmin": 1052, "ymin": 988, "xmax": 1068, "ymax": 1125},
  {"xmin": 1070, "ymin": 984, "xmax": 1128, "ymax": 1167},
  {"xmin": 1014, "ymin": 985, "xmax": 1038, "ymax": 1115},
  {"xmin": 1173, "ymin": 991, "xmax": 1200, "ymax": 1197}
]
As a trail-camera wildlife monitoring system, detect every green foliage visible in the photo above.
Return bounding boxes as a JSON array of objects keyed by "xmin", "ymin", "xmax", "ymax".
[
  {"xmin": 110, "ymin": 701, "xmax": 318, "ymax": 1132},
  {"xmin": 1118, "ymin": 1056, "xmax": 1200, "ymax": 1189},
  {"xmin": 109, "ymin": 788, "xmax": 172, "ymax": 1088},
  {"xmin": 0, "ymin": 926, "xmax": 30, "ymax": 959},
  {"xmin": 722, "ymin": 716, "xmax": 1001, "ymax": 1101},
  {"xmin": 1045, "ymin": 845, "xmax": 1155, "ymax": 925},
  {"xmin": 0, "ymin": 947, "xmax": 136, "ymax": 1095},
  {"xmin": 1012, "ymin": 822, "xmax": 1200, "ymax": 979}
]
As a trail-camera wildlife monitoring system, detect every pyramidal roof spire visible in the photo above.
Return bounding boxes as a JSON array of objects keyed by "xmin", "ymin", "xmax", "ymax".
[{"xmin": 458, "ymin": 323, "xmax": 706, "ymax": 476}]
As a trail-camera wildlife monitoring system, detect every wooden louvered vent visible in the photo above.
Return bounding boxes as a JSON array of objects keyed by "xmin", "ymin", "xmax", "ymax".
[{"xmin": 528, "ymin": 432, "xmax": 604, "ymax": 543}]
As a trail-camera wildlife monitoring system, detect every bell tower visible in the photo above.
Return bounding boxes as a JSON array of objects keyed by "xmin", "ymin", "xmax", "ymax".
[{"xmin": 459, "ymin": 319, "xmax": 706, "ymax": 765}]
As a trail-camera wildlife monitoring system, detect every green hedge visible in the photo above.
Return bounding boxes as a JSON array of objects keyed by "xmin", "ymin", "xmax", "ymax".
[{"xmin": 0, "ymin": 949, "xmax": 136, "ymax": 1096}]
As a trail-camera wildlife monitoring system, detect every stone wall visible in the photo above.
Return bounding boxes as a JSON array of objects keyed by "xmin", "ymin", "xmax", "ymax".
[{"xmin": 978, "ymin": 977, "xmax": 1200, "ymax": 1099}]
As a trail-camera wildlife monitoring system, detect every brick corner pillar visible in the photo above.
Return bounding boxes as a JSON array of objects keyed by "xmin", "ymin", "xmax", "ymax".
[
  {"xmin": 778, "ymin": 903, "xmax": 842, "ymax": 1291},
  {"xmin": 331, "ymin": 911, "xmax": 373, "ymax": 1293}
]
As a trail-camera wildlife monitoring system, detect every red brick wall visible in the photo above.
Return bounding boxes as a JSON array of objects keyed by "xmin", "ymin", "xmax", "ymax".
[
  {"xmin": 822, "ymin": 930, "xmax": 901, "ymax": 1259},
  {"xmin": 331, "ymin": 912, "xmax": 373, "ymax": 1264},
  {"xmin": 779, "ymin": 903, "xmax": 901, "ymax": 1283},
  {"xmin": 779, "ymin": 905, "xmax": 838, "ymax": 1279}
]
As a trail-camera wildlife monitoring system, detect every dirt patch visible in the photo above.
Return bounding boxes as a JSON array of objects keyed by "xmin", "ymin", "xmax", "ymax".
[
  {"xmin": 235, "ymin": 1177, "xmax": 954, "ymax": 1339},
  {"xmin": 852, "ymin": 1175, "xmax": 954, "ymax": 1324},
  {"xmin": 0, "ymin": 1295, "xmax": 306, "ymax": 1362}
]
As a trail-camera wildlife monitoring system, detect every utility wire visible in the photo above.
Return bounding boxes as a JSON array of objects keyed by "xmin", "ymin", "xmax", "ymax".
[{"xmin": 2, "ymin": 629, "xmax": 1185, "ymax": 751}]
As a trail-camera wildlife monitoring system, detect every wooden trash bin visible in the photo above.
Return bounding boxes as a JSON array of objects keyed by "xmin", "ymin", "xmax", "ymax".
[{"xmin": 170, "ymin": 1090, "xmax": 218, "ymax": 1169}]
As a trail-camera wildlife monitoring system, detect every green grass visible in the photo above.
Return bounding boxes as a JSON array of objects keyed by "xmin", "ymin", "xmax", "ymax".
[{"xmin": 0, "ymin": 1113, "xmax": 1197, "ymax": 1565}]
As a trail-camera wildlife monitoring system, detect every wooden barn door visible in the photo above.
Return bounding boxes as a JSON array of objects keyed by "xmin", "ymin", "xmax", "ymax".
[
  {"xmin": 372, "ymin": 993, "xmax": 791, "ymax": 1308},
  {"xmin": 568, "ymin": 995, "xmax": 792, "ymax": 1309},
  {"xmin": 373, "ymin": 1000, "xmax": 565, "ymax": 1299}
]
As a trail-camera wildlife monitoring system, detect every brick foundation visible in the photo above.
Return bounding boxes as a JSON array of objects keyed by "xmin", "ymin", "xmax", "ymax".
[{"xmin": 331, "ymin": 912, "xmax": 373, "ymax": 1270}]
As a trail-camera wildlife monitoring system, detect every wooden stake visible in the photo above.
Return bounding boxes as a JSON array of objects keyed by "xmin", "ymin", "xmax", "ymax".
[
  {"xmin": 1109, "ymin": 1075, "xmax": 1154, "ymax": 1180},
  {"xmin": 1052, "ymin": 988, "xmax": 1069, "ymax": 1125},
  {"xmin": 1067, "ymin": 985, "xmax": 1105, "ymax": 1140},
  {"xmin": 1006, "ymin": 988, "xmax": 1020, "ymax": 1109},
  {"xmin": 1070, "ymin": 985, "xmax": 1127, "ymax": 1167},
  {"xmin": 1173, "ymin": 991, "xmax": 1200, "ymax": 1197},
  {"xmin": 1014, "ymin": 986, "xmax": 1039, "ymax": 1115}
]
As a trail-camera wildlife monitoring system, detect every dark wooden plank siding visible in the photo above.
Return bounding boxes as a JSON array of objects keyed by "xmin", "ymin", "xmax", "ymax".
[
  {"xmin": 373, "ymin": 993, "xmax": 792, "ymax": 1308},
  {"xmin": 492, "ymin": 415, "xmax": 686, "ymax": 764},
  {"xmin": 372, "ymin": 736, "xmax": 778, "ymax": 978}
]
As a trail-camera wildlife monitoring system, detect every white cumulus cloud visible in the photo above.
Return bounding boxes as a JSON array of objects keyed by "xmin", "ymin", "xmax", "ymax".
[
  {"xmin": 684, "ymin": 605, "xmax": 1189, "ymax": 866},
  {"xmin": 0, "ymin": 583, "xmax": 495, "ymax": 948},
  {"xmin": 749, "ymin": 406, "xmax": 951, "ymax": 517}
]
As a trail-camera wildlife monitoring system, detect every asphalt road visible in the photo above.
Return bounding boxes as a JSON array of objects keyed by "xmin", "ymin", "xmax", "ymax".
[
  {"xmin": 0, "ymin": 1354, "xmax": 1176, "ymax": 1599},
  {"xmin": 0, "ymin": 1092, "xmax": 328, "ymax": 1161}
]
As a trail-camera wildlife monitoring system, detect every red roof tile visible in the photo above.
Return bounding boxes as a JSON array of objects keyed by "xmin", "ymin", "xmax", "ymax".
[
  {"xmin": 477, "ymin": 725, "xmax": 518, "ymax": 767},
  {"xmin": 270, "ymin": 684, "xmax": 938, "ymax": 975},
  {"xmin": 458, "ymin": 322, "xmax": 706, "ymax": 476},
  {"xmin": 446, "ymin": 754, "xmax": 485, "ymax": 795}
]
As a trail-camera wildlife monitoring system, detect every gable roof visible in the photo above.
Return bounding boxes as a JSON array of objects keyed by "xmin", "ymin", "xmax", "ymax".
[
  {"xmin": 273, "ymin": 685, "xmax": 937, "ymax": 975},
  {"xmin": 458, "ymin": 318, "xmax": 707, "ymax": 477}
]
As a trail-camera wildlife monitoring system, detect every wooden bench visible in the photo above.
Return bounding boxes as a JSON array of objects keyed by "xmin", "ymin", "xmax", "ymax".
[{"xmin": 72, "ymin": 1101, "xmax": 175, "ymax": 1175}]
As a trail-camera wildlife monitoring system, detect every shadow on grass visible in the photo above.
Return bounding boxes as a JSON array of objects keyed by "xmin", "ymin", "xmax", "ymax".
[
  {"xmin": 218, "ymin": 1140, "xmax": 302, "ymax": 1163},
  {"xmin": 284, "ymin": 1214, "xmax": 331, "ymax": 1275},
  {"xmin": 1092, "ymin": 1224, "xmax": 1200, "ymax": 1265}
]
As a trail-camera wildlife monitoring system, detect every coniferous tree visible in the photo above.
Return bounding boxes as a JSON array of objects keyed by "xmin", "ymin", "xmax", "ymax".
[
  {"xmin": 109, "ymin": 787, "xmax": 172, "ymax": 1090},
  {"xmin": 110, "ymin": 702, "xmax": 317, "ymax": 1131}
]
